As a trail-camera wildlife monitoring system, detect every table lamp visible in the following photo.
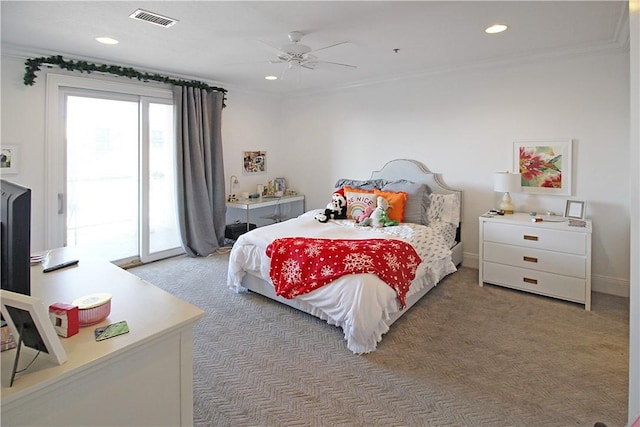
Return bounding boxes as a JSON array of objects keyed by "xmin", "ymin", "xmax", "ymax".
[
  {"xmin": 228, "ymin": 175, "xmax": 239, "ymax": 202},
  {"xmin": 493, "ymin": 172, "xmax": 521, "ymax": 214}
]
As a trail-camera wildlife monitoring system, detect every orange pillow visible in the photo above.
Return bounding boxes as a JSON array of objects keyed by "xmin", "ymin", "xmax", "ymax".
[
  {"xmin": 374, "ymin": 189, "xmax": 408, "ymax": 223},
  {"xmin": 343, "ymin": 186, "xmax": 377, "ymax": 220}
]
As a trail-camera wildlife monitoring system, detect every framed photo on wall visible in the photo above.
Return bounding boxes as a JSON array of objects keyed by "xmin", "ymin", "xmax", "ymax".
[
  {"xmin": 243, "ymin": 151, "xmax": 266, "ymax": 174},
  {"xmin": 513, "ymin": 139, "xmax": 572, "ymax": 196},
  {"xmin": 0, "ymin": 145, "xmax": 19, "ymax": 175}
]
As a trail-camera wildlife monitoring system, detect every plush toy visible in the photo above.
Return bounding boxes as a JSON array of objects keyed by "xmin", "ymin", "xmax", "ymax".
[
  {"xmin": 368, "ymin": 196, "xmax": 399, "ymax": 228},
  {"xmin": 314, "ymin": 192, "xmax": 348, "ymax": 223},
  {"xmin": 356, "ymin": 206, "xmax": 373, "ymax": 224}
]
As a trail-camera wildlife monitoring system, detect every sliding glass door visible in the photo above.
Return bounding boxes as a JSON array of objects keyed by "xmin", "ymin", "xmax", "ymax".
[{"xmin": 45, "ymin": 75, "xmax": 182, "ymax": 265}]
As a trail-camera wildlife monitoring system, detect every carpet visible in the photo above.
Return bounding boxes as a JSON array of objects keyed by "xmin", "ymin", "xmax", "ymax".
[{"xmin": 129, "ymin": 253, "xmax": 629, "ymax": 427}]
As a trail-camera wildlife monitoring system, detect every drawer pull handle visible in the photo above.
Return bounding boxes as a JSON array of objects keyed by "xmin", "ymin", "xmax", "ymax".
[
  {"xmin": 523, "ymin": 277, "xmax": 538, "ymax": 285},
  {"xmin": 523, "ymin": 235, "xmax": 539, "ymax": 241},
  {"xmin": 523, "ymin": 256, "xmax": 538, "ymax": 263}
]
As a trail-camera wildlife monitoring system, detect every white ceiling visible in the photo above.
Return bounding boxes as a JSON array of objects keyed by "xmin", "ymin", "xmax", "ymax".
[{"xmin": 0, "ymin": 1, "xmax": 629, "ymax": 95}]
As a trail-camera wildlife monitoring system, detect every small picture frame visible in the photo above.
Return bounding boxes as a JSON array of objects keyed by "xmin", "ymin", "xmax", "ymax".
[
  {"xmin": 0, "ymin": 290, "xmax": 67, "ymax": 368},
  {"xmin": 564, "ymin": 200, "xmax": 585, "ymax": 219},
  {"xmin": 0, "ymin": 145, "xmax": 19, "ymax": 175},
  {"xmin": 274, "ymin": 177, "xmax": 286, "ymax": 193}
]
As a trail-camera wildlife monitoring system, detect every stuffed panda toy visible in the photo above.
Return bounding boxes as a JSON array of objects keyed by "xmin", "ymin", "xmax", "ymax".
[{"xmin": 314, "ymin": 192, "xmax": 347, "ymax": 223}]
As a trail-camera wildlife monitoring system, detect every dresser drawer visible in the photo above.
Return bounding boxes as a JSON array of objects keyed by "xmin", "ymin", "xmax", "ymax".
[
  {"xmin": 483, "ymin": 262, "xmax": 586, "ymax": 303},
  {"xmin": 483, "ymin": 242, "xmax": 586, "ymax": 278},
  {"xmin": 484, "ymin": 222, "xmax": 586, "ymax": 255}
]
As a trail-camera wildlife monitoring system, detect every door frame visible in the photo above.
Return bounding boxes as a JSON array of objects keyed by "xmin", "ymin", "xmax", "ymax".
[{"xmin": 45, "ymin": 74, "xmax": 180, "ymax": 262}]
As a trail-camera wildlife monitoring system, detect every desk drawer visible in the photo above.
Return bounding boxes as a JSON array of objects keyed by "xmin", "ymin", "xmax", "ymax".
[
  {"xmin": 483, "ymin": 262, "xmax": 585, "ymax": 303},
  {"xmin": 484, "ymin": 222, "xmax": 586, "ymax": 255},
  {"xmin": 483, "ymin": 242, "xmax": 586, "ymax": 278}
]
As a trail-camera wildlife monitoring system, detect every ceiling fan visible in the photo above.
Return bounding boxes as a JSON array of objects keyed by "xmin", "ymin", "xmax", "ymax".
[{"xmin": 260, "ymin": 31, "xmax": 357, "ymax": 79}]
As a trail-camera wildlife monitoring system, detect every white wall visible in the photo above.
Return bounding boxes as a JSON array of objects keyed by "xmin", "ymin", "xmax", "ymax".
[
  {"xmin": 279, "ymin": 50, "xmax": 631, "ymax": 296},
  {"xmin": 1, "ymin": 54, "xmax": 47, "ymax": 250},
  {"xmin": 0, "ymin": 47, "xmax": 630, "ymax": 296}
]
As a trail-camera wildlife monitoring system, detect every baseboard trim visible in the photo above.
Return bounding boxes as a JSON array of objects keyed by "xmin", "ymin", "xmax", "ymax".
[
  {"xmin": 592, "ymin": 274, "xmax": 630, "ymax": 298},
  {"xmin": 462, "ymin": 252, "xmax": 630, "ymax": 298}
]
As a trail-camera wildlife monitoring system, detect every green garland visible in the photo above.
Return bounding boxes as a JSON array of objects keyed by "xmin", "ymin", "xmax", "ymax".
[{"xmin": 24, "ymin": 55, "xmax": 227, "ymax": 104}]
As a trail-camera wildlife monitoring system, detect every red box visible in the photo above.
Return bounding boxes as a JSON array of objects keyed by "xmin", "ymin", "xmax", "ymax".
[{"xmin": 49, "ymin": 303, "xmax": 79, "ymax": 338}]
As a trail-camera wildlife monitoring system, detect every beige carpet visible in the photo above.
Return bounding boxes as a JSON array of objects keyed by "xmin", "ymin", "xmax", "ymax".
[{"xmin": 129, "ymin": 253, "xmax": 629, "ymax": 427}]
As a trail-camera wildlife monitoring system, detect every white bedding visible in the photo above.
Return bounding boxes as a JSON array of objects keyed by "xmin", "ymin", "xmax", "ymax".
[{"xmin": 227, "ymin": 209, "xmax": 457, "ymax": 354}]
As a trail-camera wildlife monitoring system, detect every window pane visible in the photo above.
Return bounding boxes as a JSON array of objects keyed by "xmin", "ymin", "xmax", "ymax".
[
  {"xmin": 148, "ymin": 103, "xmax": 181, "ymax": 253},
  {"xmin": 66, "ymin": 96, "xmax": 139, "ymax": 261}
]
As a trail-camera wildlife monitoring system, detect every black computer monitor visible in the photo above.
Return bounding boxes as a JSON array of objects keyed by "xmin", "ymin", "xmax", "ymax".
[{"xmin": 1, "ymin": 180, "xmax": 31, "ymax": 296}]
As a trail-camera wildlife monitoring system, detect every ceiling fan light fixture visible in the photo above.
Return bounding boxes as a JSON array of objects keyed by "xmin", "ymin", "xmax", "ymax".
[{"xmin": 485, "ymin": 23, "xmax": 509, "ymax": 34}]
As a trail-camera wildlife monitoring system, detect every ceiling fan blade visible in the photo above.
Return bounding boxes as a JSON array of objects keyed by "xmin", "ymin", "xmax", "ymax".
[
  {"xmin": 310, "ymin": 41, "xmax": 350, "ymax": 53},
  {"xmin": 254, "ymin": 39, "xmax": 287, "ymax": 56},
  {"xmin": 312, "ymin": 60, "xmax": 357, "ymax": 69}
]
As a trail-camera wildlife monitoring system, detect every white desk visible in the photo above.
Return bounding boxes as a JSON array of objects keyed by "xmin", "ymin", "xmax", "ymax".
[
  {"xmin": 0, "ymin": 248, "xmax": 204, "ymax": 426},
  {"xmin": 227, "ymin": 195, "xmax": 305, "ymax": 230}
]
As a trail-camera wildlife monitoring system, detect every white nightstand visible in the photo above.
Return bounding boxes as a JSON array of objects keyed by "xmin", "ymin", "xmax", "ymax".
[{"xmin": 478, "ymin": 213, "xmax": 592, "ymax": 310}]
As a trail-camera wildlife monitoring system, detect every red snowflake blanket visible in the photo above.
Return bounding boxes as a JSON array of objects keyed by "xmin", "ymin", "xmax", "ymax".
[{"xmin": 266, "ymin": 237, "xmax": 422, "ymax": 309}]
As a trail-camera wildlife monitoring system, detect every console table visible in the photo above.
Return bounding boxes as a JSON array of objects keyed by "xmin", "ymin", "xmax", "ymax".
[
  {"xmin": 0, "ymin": 248, "xmax": 204, "ymax": 426},
  {"xmin": 226, "ymin": 194, "xmax": 305, "ymax": 231}
]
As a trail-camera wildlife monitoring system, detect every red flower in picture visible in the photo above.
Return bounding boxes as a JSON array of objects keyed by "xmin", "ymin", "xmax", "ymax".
[
  {"xmin": 519, "ymin": 147, "xmax": 546, "ymax": 181},
  {"xmin": 541, "ymin": 172, "xmax": 562, "ymax": 188}
]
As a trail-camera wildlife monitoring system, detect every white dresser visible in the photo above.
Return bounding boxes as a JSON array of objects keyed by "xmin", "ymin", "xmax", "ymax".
[{"xmin": 478, "ymin": 213, "xmax": 592, "ymax": 310}]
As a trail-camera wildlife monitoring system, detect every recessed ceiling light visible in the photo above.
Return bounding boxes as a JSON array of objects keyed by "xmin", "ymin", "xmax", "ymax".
[
  {"xmin": 96, "ymin": 37, "xmax": 119, "ymax": 45},
  {"xmin": 265, "ymin": 75, "xmax": 278, "ymax": 81},
  {"xmin": 485, "ymin": 24, "xmax": 508, "ymax": 34}
]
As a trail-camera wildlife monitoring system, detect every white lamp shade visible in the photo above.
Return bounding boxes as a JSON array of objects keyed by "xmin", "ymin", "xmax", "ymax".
[{"xmin": 494, "ymin": 172, "xmax": 521, "ymax": 193}]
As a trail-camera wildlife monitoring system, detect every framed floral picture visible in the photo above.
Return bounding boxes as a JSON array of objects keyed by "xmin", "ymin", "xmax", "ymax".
[{"xmin": 513, "ymin": 139, "xmax": 572, "ymax": 196}]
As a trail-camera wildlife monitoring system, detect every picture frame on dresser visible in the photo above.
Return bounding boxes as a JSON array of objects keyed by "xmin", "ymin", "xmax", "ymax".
[{"xmin": 564, "ymin": 200, "xmax": 585, "ymax": 219}]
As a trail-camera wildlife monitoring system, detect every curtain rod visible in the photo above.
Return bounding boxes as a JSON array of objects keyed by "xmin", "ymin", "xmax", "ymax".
[{"xmin": 23, "ymin": 55, "xmax": 227, "ymax": 104}]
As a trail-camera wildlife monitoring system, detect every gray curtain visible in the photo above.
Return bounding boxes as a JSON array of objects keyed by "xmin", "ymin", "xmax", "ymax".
[{"xmin": 174, "ymin": 86, "xmax": 226, "ymax": 257}]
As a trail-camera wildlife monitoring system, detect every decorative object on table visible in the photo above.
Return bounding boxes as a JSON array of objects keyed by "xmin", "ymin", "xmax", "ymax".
[
  {"xmin": 71, "ymin": 293, "xmax": 112, "ymax": 326},
  {"xmin": 228, "ymin": 175, "xmax": 239, "ymax": 201},
  {"xmin": 243, "ymin": 151, "xmax": 266, "ymax": 174},
  {"xmin": 493, "ymin": 171, "xmax": 521, "ymax": 214},
  {"xmin": 513, "ymin": 139, "xmax": 572, "ymax": 195},
  {"xmin": 49, "ymin": 303, "xmax": 79, "ymax": 338},
  {"xmin": 274, "ymin": 177, "xmax": 286, "ymax": 194},
  {"xmin": 0, "ymin": 145, "xmax": 19, "ymax": 175},
  {"xmin": 564, "ymin": 199, "xmax": 585, "ymax": 220}
]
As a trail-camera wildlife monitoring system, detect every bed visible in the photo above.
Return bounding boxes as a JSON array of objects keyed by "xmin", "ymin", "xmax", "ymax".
[{"xmin": 227, "ymin": 159, "xmax": 463, "ymax": 354}]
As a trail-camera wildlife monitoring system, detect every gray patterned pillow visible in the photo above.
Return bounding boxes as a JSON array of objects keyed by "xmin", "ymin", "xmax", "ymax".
[
  {"xmin": 334, "ymin": 178, "xmax": 385, "ymax": 191},
  {"xmin": 381, "ymin": 180, "xmax": 431, "ymax": 224}
]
